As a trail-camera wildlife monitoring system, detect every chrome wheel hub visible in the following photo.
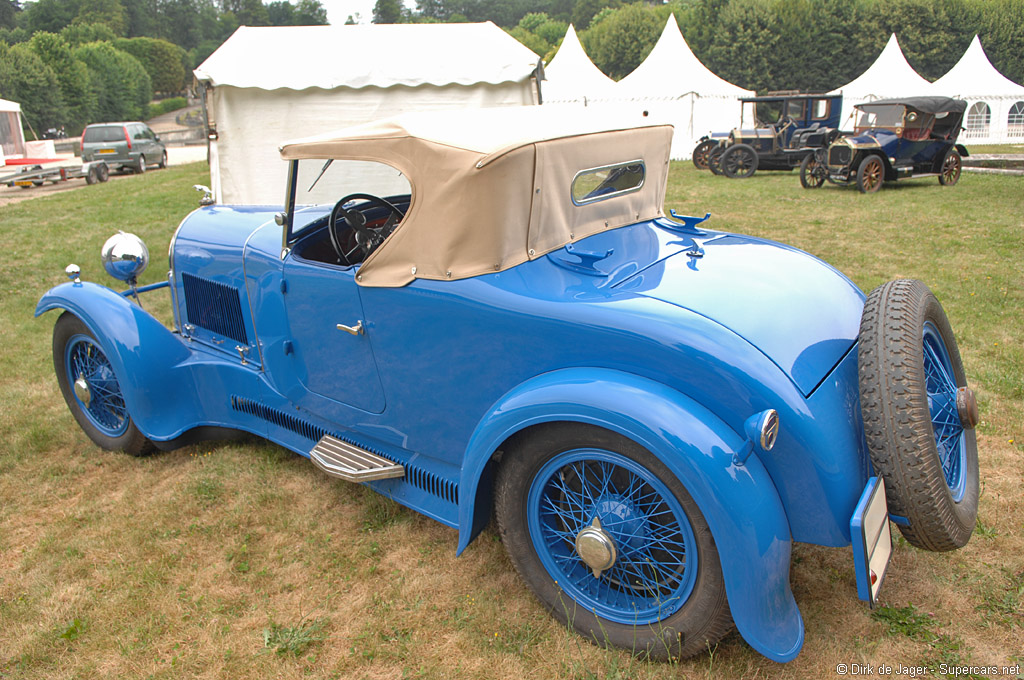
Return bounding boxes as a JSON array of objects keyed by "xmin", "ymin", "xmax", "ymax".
[
  {"xmin": 956, "ymin": 386, "xmax": 979, "ymax": 429},
  {"xmin": 73, "ymin": 375, "xmax": 91, "ymax": 408},
  {"xmin": 575, "ymin": 516, "xmax": 617, "ymax": 578}
]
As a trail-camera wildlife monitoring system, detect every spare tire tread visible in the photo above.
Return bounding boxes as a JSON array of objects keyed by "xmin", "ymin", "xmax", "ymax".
[{"xmin": 858, "ymin": 279, "xmax": 977, "ymax": 552}]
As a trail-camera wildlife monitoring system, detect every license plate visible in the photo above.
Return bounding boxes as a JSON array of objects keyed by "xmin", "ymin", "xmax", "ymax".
[
  {"xmin": 98, "ymin": 148, "xmax": 116, "ymax": 154},
  {"xmin": 14, "ymin": 180, "xmax": 33, "ymax": 187},
  {"xmin": 851, "ymin": 476, "xmax": 892, "ymax": 606}
]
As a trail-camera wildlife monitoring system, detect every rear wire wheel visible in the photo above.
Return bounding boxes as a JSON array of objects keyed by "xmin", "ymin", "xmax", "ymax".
[
  {"xmin": 858, "ymin": 279, "xmax": 978, "ymax": 551},
  {"xmin": 496, "ymin": 423, "xmax": 732, "ymax": 660},
  {"xmin": 939, "ymin": 150, "xmax": 961, "ymax": 186}
]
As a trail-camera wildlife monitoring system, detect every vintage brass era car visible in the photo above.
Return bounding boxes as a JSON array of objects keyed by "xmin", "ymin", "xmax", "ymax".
[
  {"xmin": 37, "ymin": 107, "xmax": 979, "ymax": 662},
  {"xmin": 801, "ymin": 96, "xmax": 968, "ymax": 192}
]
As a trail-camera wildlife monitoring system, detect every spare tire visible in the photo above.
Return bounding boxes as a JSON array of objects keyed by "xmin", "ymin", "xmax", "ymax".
[{"xmin": 858, "ymin": 279, "xmax": 979, "ymax": 551}]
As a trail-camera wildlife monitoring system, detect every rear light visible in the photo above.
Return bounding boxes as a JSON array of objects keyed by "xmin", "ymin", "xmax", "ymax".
[
  {"xmin": 124, "ymin": 126, "xmax": 132, "ymax": 150},
  {"xmin": 80, "ymin": 135, "xmax": 84, "ymax": 155}
]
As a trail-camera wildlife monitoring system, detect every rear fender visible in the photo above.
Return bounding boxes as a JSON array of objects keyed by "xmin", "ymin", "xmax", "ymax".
[
  {"xmin": 36, "ymin": 281, "xmax": 203, "ymax": 440},
  {"xmin": 459, "ymin": 367, "xmax": 803, "ymax": 662}
]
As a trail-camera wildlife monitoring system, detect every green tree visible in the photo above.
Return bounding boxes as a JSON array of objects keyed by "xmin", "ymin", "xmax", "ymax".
[
  {"xmin": 373, "ymin": 0, "xmax": 404, "ymax": 23},
  {"xmin": 703, "ymin": 0, "xmax": 779, "ymax": 91},
  {"xmin": 266, "ymin": 0, "xmax": 294, "ymax": 24},
  {"xmin": 115, "ymin": 36, "xmax": 187, "ymax": 93},
  {"xmin": 28, "ymin": 31, "xmax": 94, "ymax": 131},
  {"xmin": 74, "ymin": 0, "xmax": 127, "ymax": 35},
  {"xmin": 571, "ymin": 0, "xmax": 618, "ymax": 30},
  {"xmin": 1, "ymin": 0, "xmax": 19, "ymax": 30},
  {"xmin": 60, "ymin": 21, "xmax": 117, "ymax": 46},
  {"xmin": 221, "ymin": 0, "xmax": 269, "ymax": 25},
  {"xmin": 293, "ymin": 0, "xmax": 327, "ymax": 24},
  {"xmin": 18, "ymin": 0, "xmax": 79, "ymax": 33},
  {"xmin": 0, "ymin": 42, "xmax": 66, "ymax": 133},
  {"xmin": 74, "ymin": 41, "xmax": 151, "ymax": 121},
  {"xmin": 582, "ymin": 3, "xmax": 661, "ymax": 80}
]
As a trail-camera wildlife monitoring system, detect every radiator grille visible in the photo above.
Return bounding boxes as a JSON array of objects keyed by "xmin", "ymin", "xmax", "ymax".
[
  {"xmin": 230, "ymin": 396, "xmax": 458, "ymax": 504},
  {"xmin": 829, "ymin": 146, "xmax": 852, "ymax": 166},
  {"xmin": 181, "ymin": 272, "xmax": 248, "ymax": 344}
]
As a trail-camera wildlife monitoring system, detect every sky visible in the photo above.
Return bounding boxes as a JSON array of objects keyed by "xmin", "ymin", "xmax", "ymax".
[{"xmin": 319, "ymin": 0, "xmax": 415, "ymax": 25}]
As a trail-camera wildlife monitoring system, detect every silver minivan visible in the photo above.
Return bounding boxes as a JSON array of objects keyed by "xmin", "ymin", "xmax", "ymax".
[{"xmin": 80, "ymin": 122, "xmax": 167, "ymax": 173}]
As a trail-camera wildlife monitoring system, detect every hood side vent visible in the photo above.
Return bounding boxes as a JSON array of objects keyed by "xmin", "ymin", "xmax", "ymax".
[{"xmin": 181, "ymin": 272, "xmax": 248, "ymax": 344}]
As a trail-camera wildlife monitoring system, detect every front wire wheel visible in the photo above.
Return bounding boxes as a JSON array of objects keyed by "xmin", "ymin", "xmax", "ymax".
[
  {"xmin": 53, "ymin": 312, "xmax": 153, "ymax": 456},
  {"xmin": 496, "ymin": 424, "xmax": 732, "ymax": 660},
  {"xmin": 856, "ymin": 155, "xmax": 884, "ymax": 193},
  {"xmin": 692, "ymin": 140, "xmax": 717, "ymax": 170}
]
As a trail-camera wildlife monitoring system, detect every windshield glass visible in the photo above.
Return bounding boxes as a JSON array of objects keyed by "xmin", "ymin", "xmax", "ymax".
[
  {"xmin": 291, "ymin": 160, "xmax": 411, "ymax": 233},
  {"xmin": 754, "ymin": 100, "xmax": 784, "ymax": 126},
  {"xmin": 855, "ymin": 104, "xmax": 906, "ymax": 132}
]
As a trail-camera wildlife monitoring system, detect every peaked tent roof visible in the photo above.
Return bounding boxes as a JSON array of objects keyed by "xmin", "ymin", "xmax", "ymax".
[
  {"xmin": 831, "ymin": 33, "xmax": 933, "ymax": 98},
  {"xmin": 932, "ymin": 35, "xmax": 1024, "ymax": 97},
  {"xmin": 617, "ymin": 16, "xmax": 753, "ymax": 98},
  {"xmin": 194, "ymin": 23, "xmax": 539, "ymax": 90},
  {"xmin": 542, "ymin": 24, "xmax": 617, "ymax": 101},
  {"xmin": 0, "ymin": 98, "xmax": 21, "ymax": 113}
]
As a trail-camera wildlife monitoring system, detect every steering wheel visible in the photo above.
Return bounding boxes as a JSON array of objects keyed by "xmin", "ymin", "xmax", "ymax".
[{"xmin": 328, "ymin": 193, "xmax": 405, "ymax": 266}]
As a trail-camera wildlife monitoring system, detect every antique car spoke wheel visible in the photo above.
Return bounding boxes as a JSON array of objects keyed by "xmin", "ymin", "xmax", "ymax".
[
  {"xmin": 496, "ymin": 424, "xmax": 732, "ymax": 660},
  {"xmin": 856, "ymin": 156, "xmax": 883, "ymax": 193},
  {"xmin": 858, "ymin": 280, "xmax": 978, "ymax": 551},
  {"xmin": 939, "ymin": 150, "xmax": 961, "ymax": 186},
  {"xmin": 53, "ymin": 313, "xmax": 153, "ymax": 456},
  {"xmin": 692, "ymin": 140, "xmax": 717, "ymax": 170},
  {"xmin": 721, "ymin": 144, "xmax": 758, "ymax": 179},
  {"xmin": 799, "ymin": 154, "xmax": 825, "ymax": 189},
  {"xmin": 707, "ymin": 145, "xmax": 725, "ymax": 175}
]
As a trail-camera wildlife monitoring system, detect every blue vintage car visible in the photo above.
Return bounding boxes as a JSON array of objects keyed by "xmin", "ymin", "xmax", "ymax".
[
  {"xmin": 36, "ymin": 107, "xmax": 979, "ymax": 663},
  {"xmin": 801, "ymin": 96, "xmax": 969, "ymax": 192}
]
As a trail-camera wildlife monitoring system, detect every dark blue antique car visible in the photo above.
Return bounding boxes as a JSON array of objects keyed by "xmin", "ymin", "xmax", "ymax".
[
  {"xmin": 36, "ymin": 108, "xmax": 979, "ymax": 663},
  {"xmin": 692, "ymin": 92, "xmax": 842, "ymax": 178},
  {"xmin": 801, "ymin": 96, "xmax": 969, "ymax": 192}
]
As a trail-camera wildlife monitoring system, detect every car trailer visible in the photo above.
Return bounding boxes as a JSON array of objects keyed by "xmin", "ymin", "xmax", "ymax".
[{"xmin": 1, "ymin": 159, "xmax": 110, "ymax": 189}]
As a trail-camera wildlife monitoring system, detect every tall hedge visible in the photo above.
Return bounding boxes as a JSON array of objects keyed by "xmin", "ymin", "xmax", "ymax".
[
  {"xmin": 0, "ymin": 42, "xmax": 66, "ymax": 132},
  {"xmin": 28, "ymin": 32, "xmax": 95, "ymax": 133},
  {"xmin": 113, "ymin": 36, "xmax": 187, "ymax": 94}
]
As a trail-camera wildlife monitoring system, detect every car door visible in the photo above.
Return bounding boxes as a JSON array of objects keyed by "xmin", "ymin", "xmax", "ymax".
[{"xmin": 281, "ymin": 255, "xmax": 387, "ymax": 415}]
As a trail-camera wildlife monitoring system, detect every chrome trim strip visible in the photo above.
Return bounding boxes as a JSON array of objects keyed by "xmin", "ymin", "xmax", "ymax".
[{"xmin": 570, "ymin": 159, "xmax": 646, "ymax": 206}]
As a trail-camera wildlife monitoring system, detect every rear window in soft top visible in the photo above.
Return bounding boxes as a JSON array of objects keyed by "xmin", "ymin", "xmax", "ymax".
[{"xmin": 83, "ymin": 126, "xmax": 127, "ymax": 143}]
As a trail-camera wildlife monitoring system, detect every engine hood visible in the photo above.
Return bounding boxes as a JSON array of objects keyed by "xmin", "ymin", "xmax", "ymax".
[{"xmin": 614, "ymin": 232, "xmax": 864, "ymax": 396}]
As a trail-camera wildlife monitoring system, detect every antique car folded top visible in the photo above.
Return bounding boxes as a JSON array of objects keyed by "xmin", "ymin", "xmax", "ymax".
[
  {"xmin": 801, "ymin": 96, "xmax": 969, "ymax": 192},
  {"xmin": 36, "ymin": 107, "xmax": 980, "ymax": 663}
]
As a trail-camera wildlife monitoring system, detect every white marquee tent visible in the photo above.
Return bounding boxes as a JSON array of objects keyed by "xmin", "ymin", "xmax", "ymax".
[
  {"xmin": 0, "ymin": 98, "xmax": 26, "ymax": 165},
  {"xmin": 195, "ymin": 23, "xmax": 540, "ymax": 204},
  {"xmin": 541, "ymin": 17, "xmax": 753, "ymax": 160},
  {"xmin": 541, "ymin": 24, "xmax": 617, "ymax": 104},
  {"xmin": 830, "ymin": 34, "xmax": 934, "ymax": 128},
  {"xmin": 932, "ymin": 35, "xmax": 1024, "ymax": 143}
]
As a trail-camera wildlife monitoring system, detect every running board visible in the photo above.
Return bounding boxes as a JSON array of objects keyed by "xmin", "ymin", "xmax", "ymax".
[{"xmin": 309, "ymin": 435, "xmax": 404, "ymax": 482}]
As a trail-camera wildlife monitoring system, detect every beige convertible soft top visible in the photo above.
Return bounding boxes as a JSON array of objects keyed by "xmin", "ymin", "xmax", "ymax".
[{"xmin": 279, "ymin": 107, "xmax": 672, "ymax": 287}]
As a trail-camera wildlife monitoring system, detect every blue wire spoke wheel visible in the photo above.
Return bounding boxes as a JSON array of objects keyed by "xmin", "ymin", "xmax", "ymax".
[
  {"xmin": 527, "ymin": 448, "xmax": 698, "ymax": 624},
  {"xmin": 496, "ymin": 424, "xmax": 732, "ymax": 660},
  {"xmin": 52, "ymin": 313, "xmax": 152, "ymax": 456},
  {"xmin": 65, "ymin": 333, "xmax": 130, "ymax": 437},
  {"xmin": 858, "ymin": 279, "xmax": 979, "ymax": 552}
]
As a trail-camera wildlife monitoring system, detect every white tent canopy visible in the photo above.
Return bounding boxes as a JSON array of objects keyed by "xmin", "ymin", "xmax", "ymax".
[
  {"xmin": 541, "ymin": 24, "xmax": 617, "ymax": 104},
  {"xmin": 831, "ymin": 34, "xmax": 934, "ymax": 128},
  {"xmin": 0, "ymin": 97, "xmax": 26, "ymax": 163},
  {"xmin": 542, "ymin": 17, "xmax": 753, "ymax": 160},
  {"xmin": 195, "ymin": 23, "xmax": 540, "ymax": 204},
  {"xmin": 932, "ymin": 35, "xmax": 1024, "ymax": 143}
]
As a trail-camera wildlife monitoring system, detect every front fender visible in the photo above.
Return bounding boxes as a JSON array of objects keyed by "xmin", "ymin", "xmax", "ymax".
[
  {"xmin": 35, "ymin": 281, "xmax": 202, "ymax": 440},
  {"xmin": 459, "ymin": 367, "xmax": 803, "ymax": 662}
]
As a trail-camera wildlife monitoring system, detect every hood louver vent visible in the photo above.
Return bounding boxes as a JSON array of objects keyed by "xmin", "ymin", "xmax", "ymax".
[{"xmin": 181, "ymin": 272, "xmax": 248, "ymax": 344}]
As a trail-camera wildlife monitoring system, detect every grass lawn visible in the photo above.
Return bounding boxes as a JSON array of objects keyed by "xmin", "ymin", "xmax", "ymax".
[{"xmin": 1, "ymin": 162, "xmax": 1021, "ymax": 679}]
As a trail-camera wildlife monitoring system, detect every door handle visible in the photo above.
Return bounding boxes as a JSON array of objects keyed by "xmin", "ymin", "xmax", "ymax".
[{"xmin": 336, "ymin": 321, "xmax": 364, "ymax": 336}]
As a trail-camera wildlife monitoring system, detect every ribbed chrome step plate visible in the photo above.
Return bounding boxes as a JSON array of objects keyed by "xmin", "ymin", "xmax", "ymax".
[{"xmin": 310, "ymin": 435, "xmax": 404, "ymax": 482}]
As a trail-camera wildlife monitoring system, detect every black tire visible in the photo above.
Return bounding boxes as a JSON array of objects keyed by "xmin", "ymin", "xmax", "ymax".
[
  {"xmin": 799, "ymin": 153, "xmax": 825, "ymax": 189},
  {"xmin": 136, "ymin": 154, "xmax": 147, "ymax": 174},
  {"xmin": 85, "ymin": 165, "xmax": 98, "ymax": 185},
  {"xmin": 495, "ymin": 423, "xmax": 733, "ymax": 660},
  {"xmin": 692, "ymin": 140, "xmax": 717, "ymax": 170},
  {"xmin": 53, "ymin": 312, "xmax": 154, "ymax": 456},
  {"xmin": 858, "ymin": 280, "xmax": 979, "ymax": 551},
  {"xmin": 720, "ymin": 144, "xmax": 758, "ymax": 179},
  {"xmin": 856, "ymin": 155, "xmax": 884, "ymax": 193},
  {"xmin": 939, "ymin": 149, "xmax": 961, "ymax": 186},
  {"xmin": 707, "ymin": 145, "xmax": 725, "ymax": 175},
  {"xmin": 158, "ymin": 150, "xmax": 168, "ymax": 169},
  {"xmin": 96, "ymin": 162, "xmax": 109, "ymax": 183}
]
